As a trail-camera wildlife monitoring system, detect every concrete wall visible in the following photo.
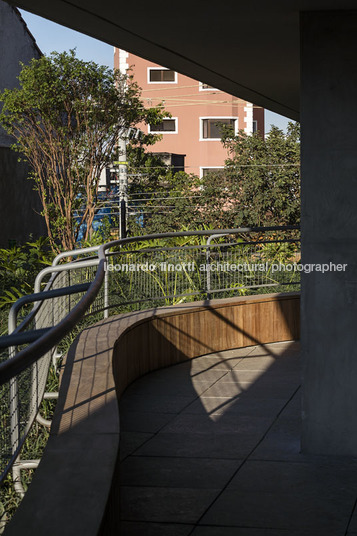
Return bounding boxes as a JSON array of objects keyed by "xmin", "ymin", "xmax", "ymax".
[
  {"xmin": 0, "ymin": 148, "xmax": 45, "ymax": 246},
  {"xmin": 300, "ymin": 10, "xmax": 357, "ymax": 456},
  {"xmin": 0, "ymin": 1, "xmax": 46, "ymax": 246}
]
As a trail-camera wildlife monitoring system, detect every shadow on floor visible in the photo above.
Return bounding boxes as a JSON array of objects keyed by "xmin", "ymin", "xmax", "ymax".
[{"xmin": 118, "ymin": 341, "xmax": 357, "ymax": 536}]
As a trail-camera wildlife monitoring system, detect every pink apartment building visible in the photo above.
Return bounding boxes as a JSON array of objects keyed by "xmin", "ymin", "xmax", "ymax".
[{"xmin": 114, "ymin": 49, "xmax": 265, "ymax": 177}]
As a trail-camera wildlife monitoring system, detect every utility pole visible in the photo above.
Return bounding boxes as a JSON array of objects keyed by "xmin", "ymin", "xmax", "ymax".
[
  {"xmin": 117, "ymin": 134, "xmax": 128, "ymax": 239},
  {"xmin": 114, "ymin": 127, "xmax": 142, "ymax": 239}
]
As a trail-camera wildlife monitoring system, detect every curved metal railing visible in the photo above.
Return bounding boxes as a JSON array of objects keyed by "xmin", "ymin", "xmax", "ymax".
[{"xmin": 0, "ymin": 225, "xmax": 300, "ymax": 485}]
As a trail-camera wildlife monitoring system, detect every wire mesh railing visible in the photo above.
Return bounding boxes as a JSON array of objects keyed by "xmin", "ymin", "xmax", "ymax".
[
  {"xmin": 0, "ymin": 279, "xmax": 91, "ymax": 487},
  {"xmin": 103, "ymin": 229, "xmax": 300, "ymax": 314},
  {"xmin": 0, "ymin": 226, "xmax": 300, "ymax": 487}
]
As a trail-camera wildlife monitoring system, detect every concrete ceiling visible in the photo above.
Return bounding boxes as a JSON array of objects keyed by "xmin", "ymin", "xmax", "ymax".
[{"xmin": 6, "ymin": 1, "xmax": 357, "ymax": 120}]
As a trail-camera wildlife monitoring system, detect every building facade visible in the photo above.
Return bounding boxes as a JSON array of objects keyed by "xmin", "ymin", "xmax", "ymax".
[
  {"xmin": 0, "ymin": 1, "xmax": 46, "ymax": 246},
  {"xmin": 114, "ymin": 49, "xmax": 264, "ymax": 177}
]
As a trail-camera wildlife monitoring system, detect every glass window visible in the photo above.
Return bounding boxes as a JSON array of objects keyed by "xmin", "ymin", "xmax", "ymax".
[
  {"xmin": 149, "ymin": 69, "xmax": 176, "ymax": 82},
  {"xmin": 201, "ymin": 168, "xmax": 223, "ymax": 177},
  {"xmin": 202, "ymin": 118, "xmax": 236, "ymax": 139},
  {"xmin": 150, "ymin": 119, "xmax": 177, "ymax": 132}
]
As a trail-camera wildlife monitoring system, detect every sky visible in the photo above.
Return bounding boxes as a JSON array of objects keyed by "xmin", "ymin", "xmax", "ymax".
[{"xmin": 19, "ymin": 10, "xmax": 293, "ymax": 134}]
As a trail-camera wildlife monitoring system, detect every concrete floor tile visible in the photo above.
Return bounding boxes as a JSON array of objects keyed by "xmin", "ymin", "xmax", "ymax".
[
  {"xmin": 250, "ymin": 416, "xmax": 302, "ymax": 461},
  {"xmin": 196, "ymin": 382, "xmax": 247, "ymax": 398},
  {"xmin": 120, "ymin": 456, "xmax": 242, "ymax": 488},
  {"xmin": 223, "ymin": 369, "xmax": 299, "ymax": 383},
  {"xmin": 200, "ymin": 488, "xmax": 353, "ymax": 531},
  {"xmin": 191, "ymin": 381, "xmax": 223, "ymax": 395},
  {"xmin": 160, "ymin": 413, "xmax": 273, "ymax": 435},
  {"xmin": 123, "ymin": 378, "xmax": 214, "ymax": 397},
  {"xmin": 119, "ymin": 432, "xmax": 154, "ymax": 460},
  {"xmin": 247, "ymin": 341, "xmax": 299, "ymax": 358},
  {"xmin": 201, "ymin": 380, "xmax": 299, "ymax": 399},
  {"xmin": 117, "ymin": 342, "xmax": 355, "ymax": 536},
  {"xmin": 134, "ymin": 432, "xmax": 258, "ymax": 459},
  {"xmin": 120, "ymin": 486, "xmax": 220, "ymax": 523},
  {"xmin": 188, "ymin": 355, "xmax": 246, "ymax": 371},
  {"xmin": 119, "ymin": 411, "xmax": 177, "ymax": 433},
  {"xmin": 148, "ymin": 365, "xmax": 227, "ymax": 382},
  {"xmin": 278, "ymin": 390, "xmax": 301, "ymax": 417},
  {"xmin": 218, "ymin": 370, "xmax": 268, "ymax": 382},
  {"xmin": 208, "ymin": 346, "xmax": 258, "ymax": 358},
  {"xmin": 227, "ymin": 459, "xmax": 357, "ymax": 493},
  {"xmin": 348, "ymin": 508, "xmax": 357, "ymax": 532},
  {"xmin": 203, "ymin": 460, "xmax": 357, "ymax": 531},
  {"xmin": 234, "ymin": 355, "xmax": 300, "ymax": 372},
  {"xmin": 119, "ymin": 395, "xmax": 197, "ymax": 414},
  {"xmin": 120, "ymin": 521, "xmax": 194, "ymax": 536},
  {"xmin": 233, "ymin": 356, "xmax": 277, "ymax": 370},
  {"xmin": 182, "ymin": 397, "xmax": 287, "ymax": 417}
]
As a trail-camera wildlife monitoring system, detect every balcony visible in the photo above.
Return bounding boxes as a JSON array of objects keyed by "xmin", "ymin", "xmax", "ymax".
[{"xmin": 2, "ymin": 228, "xmax": 357, "ymax": 535}]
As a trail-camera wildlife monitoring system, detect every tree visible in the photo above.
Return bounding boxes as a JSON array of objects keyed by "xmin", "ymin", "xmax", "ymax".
[
  {"xmin": 125, "ymin": 146, "xmax": 203, "ymax": 235},
  {"xmin": 0, "ymin": 50, "xmax": 166, "ymax": 252},
  {"xmin": 200, "ymin": 122, "xmax": 300, "ymax": 228}
]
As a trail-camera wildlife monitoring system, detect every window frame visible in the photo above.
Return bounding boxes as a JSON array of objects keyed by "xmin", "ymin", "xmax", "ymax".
[
  {"xmin": 148, "ymin": 117, "xmax": 178, "ymax": 134},
  {"xmin": 147, "ymin": 67, "xmax": 178, "ymax": 84},
  {"xmin": 199, "ymin": 116, "xmax": 238, "ymax": 141},
  {"xmin": 199, "ymin": 82, "xmax": 219, "ymax": 91},
  {"xmin": 200, "ymin": 166, "xmax": 224, "ymax": 178}
]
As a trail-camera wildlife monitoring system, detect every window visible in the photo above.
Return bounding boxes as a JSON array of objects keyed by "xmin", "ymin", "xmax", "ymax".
[
  {"xmin": 149, "ymin": 118, "xmax": 178, "ymax": 133},
  {"xmin": 253, "ymin": 120, "xmax": 258, "ymax": 133},
  {"xmin": 201, "ymin": 167, "xmax": 224, "ymax": 177},
  {"xmin": 201, "ymin": 118, "xmax": 236, "ymax": 139},
  {"xmin": 148, "ymin": 68, "xmax": 177, "ymax": 83},
  {"xmin": 199, "ymin": 82, "xmax": 218, "ymax": 91}
]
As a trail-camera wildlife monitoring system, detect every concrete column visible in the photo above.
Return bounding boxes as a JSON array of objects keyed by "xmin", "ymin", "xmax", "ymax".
[{"xmin": 301, "ymin": 10, "xmax": 357, "ymax": 456}]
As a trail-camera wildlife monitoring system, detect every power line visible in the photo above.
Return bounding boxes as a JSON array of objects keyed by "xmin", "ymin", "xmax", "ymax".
[
  {"xmin": 146, "ymin": 94, "xmax": 255, "ymax": 103},
  {"xmin": 123, "ymin": 163, "xmax": 300, "ymax": 170},
  {"xmin": 141, "ymin": 84, "xmax": 210, "ymax": 92},
  {"xmin": 140, "ymin": 85, "xmax": 264, "ymax": 109}
]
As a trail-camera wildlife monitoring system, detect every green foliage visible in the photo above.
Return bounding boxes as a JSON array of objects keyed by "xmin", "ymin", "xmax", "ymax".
[
  {"xmin": 0, "ymin": 50, "xmax": 167, "ymax": 253},
  {"xmin": 126, "ymin": 150, "xmax": 204, "ymax": 235},
  {"xmin": 199, "ymin": 122, "xmax": 300, "ymax": 228},
  {"xmin": 0, "ymin": 237, "xmax": 53, "ymax": 317},
  {"xmin": 0, "ymin": 365, "xmax": 59, "ymax": 528},
  {"xmin": 260, "ymin": 240, "xmax": 298, "ymax": 264}
]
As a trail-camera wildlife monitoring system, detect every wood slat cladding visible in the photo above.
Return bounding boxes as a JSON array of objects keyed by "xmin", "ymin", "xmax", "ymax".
[{"xmin": 113, "ymin": 293, "xmax": 300, "ymax": 392}]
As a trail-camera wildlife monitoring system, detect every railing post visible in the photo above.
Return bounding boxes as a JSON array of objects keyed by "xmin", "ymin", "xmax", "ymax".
[
  {"xmin": 104, "ymin": 259, "xmax": 109, "ymax": 319},
  {"xmin": 206, "ymin": 242, "xmax": 211, "ymax": 300},
  {"xmin": 206, "ymin": 233, "xmax": 228, "ymax": 300},
  {"xmin": 8, "ymin": 314, "xmax": 19, "ymax": 480}
]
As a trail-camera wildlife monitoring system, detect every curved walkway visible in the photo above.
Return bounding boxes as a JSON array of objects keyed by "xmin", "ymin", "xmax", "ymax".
[{"xmin": 119, "ymin": 341, "xmax": 357, "ymax": 536}]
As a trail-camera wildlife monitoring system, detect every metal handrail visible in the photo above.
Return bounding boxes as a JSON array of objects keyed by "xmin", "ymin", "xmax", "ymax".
[
  {"xmin": 0, "ymin": 258, "xmax": 105, "ymax": 384},
  {"xmin": 8, "ymin": 283, "xmax": 91, "ymax": 334},
  {"xmin": 0, "ymin": 225, "xmax": 299, "ymax": 385}
]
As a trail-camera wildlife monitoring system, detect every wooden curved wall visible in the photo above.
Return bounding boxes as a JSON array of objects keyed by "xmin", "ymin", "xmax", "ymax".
[{"xmin": 113, "ymin": 293, "xmax": 300, "ymax": 393}]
